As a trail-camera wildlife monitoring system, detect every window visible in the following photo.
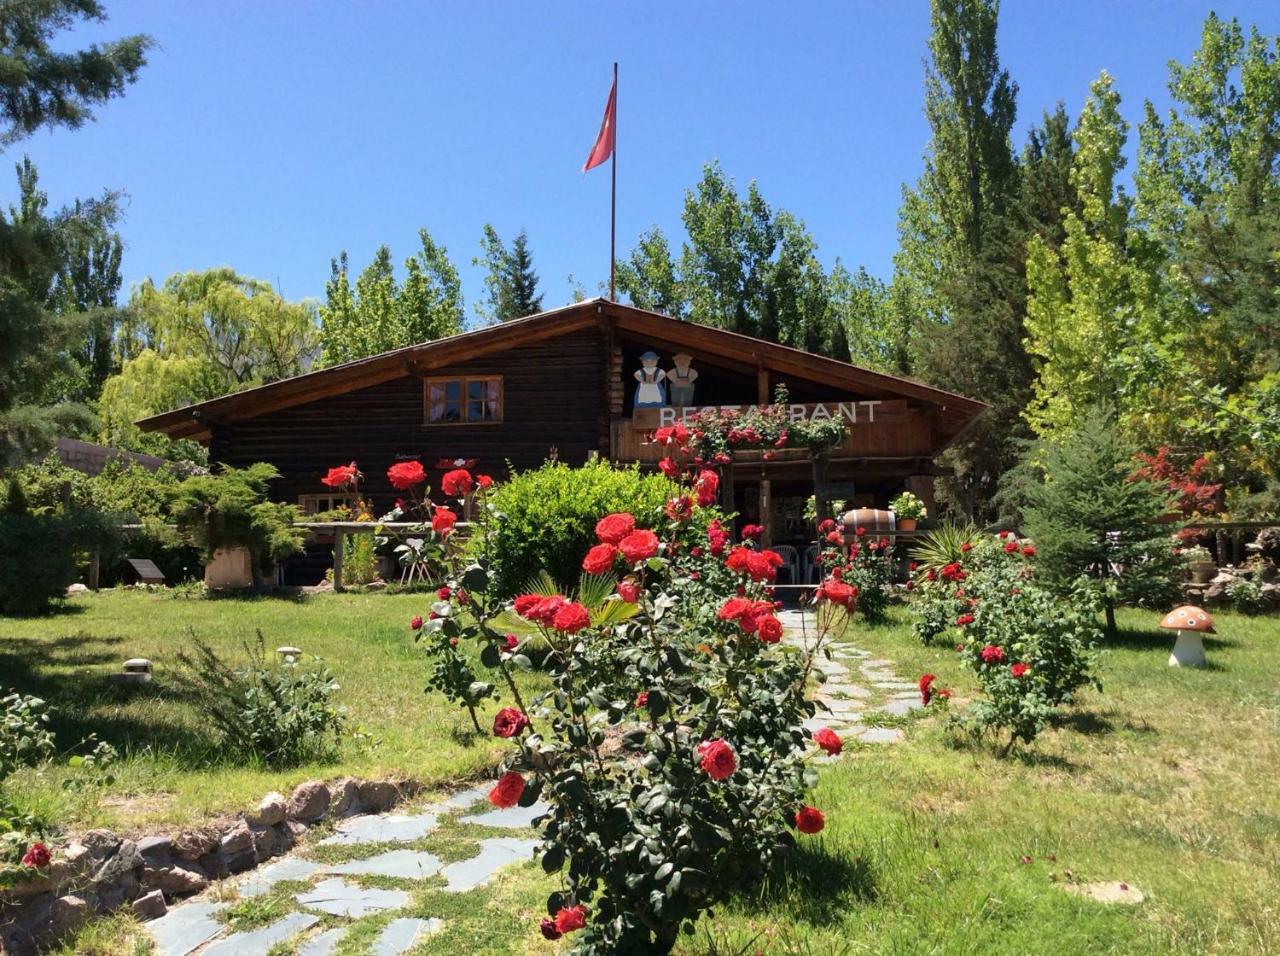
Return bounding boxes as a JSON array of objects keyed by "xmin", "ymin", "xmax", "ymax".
[
  {"xmin": 424, "ymin": 375, "xmax": 502, "ymax": 424},
  {"xmin": 297, "ymin": 493, "xmax": 355, "ymax": 516}
]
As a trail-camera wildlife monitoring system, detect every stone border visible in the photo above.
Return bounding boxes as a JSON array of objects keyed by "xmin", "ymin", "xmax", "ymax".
[{"xmin": 0, "ymin": 776, "xmax": 429, "ymax": 955}]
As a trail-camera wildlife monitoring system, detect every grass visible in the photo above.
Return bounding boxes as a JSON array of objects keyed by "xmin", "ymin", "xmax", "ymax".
[
  {"xmin": 0, "ymin": 588, "xmax": 542, "ymax": 831},
  {"xmin": 8, "ymin": 592, "xmax": 1280, "ymax": 954}
]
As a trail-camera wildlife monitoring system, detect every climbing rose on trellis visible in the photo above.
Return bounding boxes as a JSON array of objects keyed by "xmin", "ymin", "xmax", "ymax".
[{"xmin": 412, "ymin": 467, "xmax": 846, "ymax": 953}]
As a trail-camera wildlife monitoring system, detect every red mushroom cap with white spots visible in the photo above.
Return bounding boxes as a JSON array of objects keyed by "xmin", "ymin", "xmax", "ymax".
[{"xmin": 1159, "ymin": 605, "xmax": 1215, "ymax": 633}]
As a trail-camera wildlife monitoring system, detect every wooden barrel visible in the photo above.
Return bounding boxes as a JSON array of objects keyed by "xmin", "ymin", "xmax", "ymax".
[{"xmin": 840, "ymin": 508, "xmax": 896, "ymax": 540}]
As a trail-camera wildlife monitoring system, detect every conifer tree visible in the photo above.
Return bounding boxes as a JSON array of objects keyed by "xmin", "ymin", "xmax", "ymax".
[{"xmin": 1018, "ymin": 407, "xmax": 1180, "ymax": 636}]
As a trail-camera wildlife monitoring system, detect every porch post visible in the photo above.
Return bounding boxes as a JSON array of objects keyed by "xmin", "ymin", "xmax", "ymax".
[
  {"xmin": 811, "ymin": 455, "xmax": 831, "ymax": 524},
  {"xmin": 760, "ymin": 477, "xmax": 773, "ymax": 547},
  {"xmin": 333, "ymin": 528, "xmax": 345, "ymax": 592}
]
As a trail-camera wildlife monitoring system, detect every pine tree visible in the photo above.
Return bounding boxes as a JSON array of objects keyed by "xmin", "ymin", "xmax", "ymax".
[
  {"xmin": 505, "ymin": 230, "xmax": 543, "ymax": 319},
  {"xmin": 1018, "ymin": 407, "xmax": 1180, "ymax": 636},
  {"xmin": 475, "ymin": 225, "xmax": 542, "ymax": 322}
]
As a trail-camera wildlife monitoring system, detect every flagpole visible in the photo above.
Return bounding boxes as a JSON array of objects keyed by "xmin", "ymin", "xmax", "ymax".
[{"xmin": 609, "ymin": 61, "xmax": 618, "ymax": 302}]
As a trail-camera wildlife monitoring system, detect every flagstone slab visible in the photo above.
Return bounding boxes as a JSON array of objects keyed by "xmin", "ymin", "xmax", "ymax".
[
  {"xmin": 820, "ymin": 682, "xmax": 872, "ymax": 699},
  {"xmin": 202, "ymin": 912, "xmax": 319, "ymax": 956},
  {"xmin": 299, "ymin": 927, "xmax": 348, "ymax": 956},
  {"xmin": 874, "ymin": 682, "xmax": 920, "ymax": 692},
  {"xmin": 442, "ymin": 786, "xmax": 489, "ymax": 809},
  {"xmin": 295, "ymin": 878, "xmax": 410, "ymax": 917},
  {"xmin": 146, "ymin": 901, "xmax": 226, "ymax": 956},
  {"xmin": 459, "ymin": 801, "xmax": 549, "ymax": 829},
  {"xmin": 237, "ymin": 856, "xmax": 323, "ymax": 897},
  {"xmin": 802, "ymin": 716, "xmax": 860, "ymax": 734},
  {"xmin": 318, "ymin": 812, "xmax": 439, "ymax": 846},
  {"xmin": 324, "ymin": 848, "xmax": 443, "ymax": 880},
  {"xmin": 880, "ymin": 698, "xmax": 923, "ymax": 716},
  {"xmin": 863, "ymin": 658, "xmax": 896, "ymax": 668},
  {"xmin": 441, "ymin": 837, "xmax": 539, "ymax": 892},
  {"xmin": 373, "ymin": 917, "xmax": 445, "ymax": 954}
]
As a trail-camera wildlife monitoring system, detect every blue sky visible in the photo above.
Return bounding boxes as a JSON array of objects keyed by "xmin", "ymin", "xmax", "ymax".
[{"xmin": 16, "ymin": 1, "xmax": 1279, "ymax": 320}]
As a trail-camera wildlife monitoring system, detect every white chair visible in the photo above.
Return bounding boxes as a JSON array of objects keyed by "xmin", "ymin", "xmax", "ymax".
[
  {"xmin": 772, "ymin": 544, "xmax": 800, "ymax": 586},
  {"xmin": 802, "ymin": 545, "xmax": 821, "ymax": 584}
]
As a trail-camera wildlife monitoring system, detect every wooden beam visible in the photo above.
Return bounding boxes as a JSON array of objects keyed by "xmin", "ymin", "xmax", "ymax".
[{"xmin": 756, "ymin": 361, "xmax": 770, "ymax": 404}]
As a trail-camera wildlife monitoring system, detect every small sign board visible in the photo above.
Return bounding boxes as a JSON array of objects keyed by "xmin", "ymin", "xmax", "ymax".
[{"xmin": 121, "ymin": 558, "xmax": 166, "ymax": 585}]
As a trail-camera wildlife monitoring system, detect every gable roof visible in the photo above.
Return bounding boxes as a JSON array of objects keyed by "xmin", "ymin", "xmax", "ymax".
[{"xmin": 138, "ymin": 298, "xmax": 988, "ymax": 442}]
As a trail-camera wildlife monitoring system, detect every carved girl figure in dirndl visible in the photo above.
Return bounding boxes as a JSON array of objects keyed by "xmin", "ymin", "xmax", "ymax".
[
  {"xmin": 634, "ymin": 351, "xmax": 667, "ymax": 408},
  {"xmin": 667, "ymin": 353, "xmax": 698, "ymax": 407}
]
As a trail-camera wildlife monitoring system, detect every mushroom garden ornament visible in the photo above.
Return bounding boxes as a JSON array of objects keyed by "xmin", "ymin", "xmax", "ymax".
[{"xmin": 1160, "ymin": 605, "xmax": 1215, "ymax": 668}]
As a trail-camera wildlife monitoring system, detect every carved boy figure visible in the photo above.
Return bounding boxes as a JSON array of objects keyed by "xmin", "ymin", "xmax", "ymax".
[{"xmin": 667, "ymin": 352, "xmax": 698, "ymax": 407}]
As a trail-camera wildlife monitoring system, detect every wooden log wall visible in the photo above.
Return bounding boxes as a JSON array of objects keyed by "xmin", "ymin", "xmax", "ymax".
[{"xmin": 209, "ymin": 329, "xmax": 608, "ymax": 510}]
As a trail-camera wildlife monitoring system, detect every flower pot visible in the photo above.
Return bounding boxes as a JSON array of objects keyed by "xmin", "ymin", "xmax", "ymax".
[
  {"xmin": 1189, "ymin": 561, "xmax": 1216, "ymax": 586},
  {"xmin": 897, "ymin": 517, "xmax": 918, "ymax": 532}
]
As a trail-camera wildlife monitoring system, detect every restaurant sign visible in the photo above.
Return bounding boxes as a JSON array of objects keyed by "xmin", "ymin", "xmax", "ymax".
[{"xmin": 649, "ymin": 400, "xmax": 904, "ymax": 427}]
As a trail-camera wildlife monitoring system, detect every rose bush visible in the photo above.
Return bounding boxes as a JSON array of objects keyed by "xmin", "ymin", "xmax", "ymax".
[
  {"xmin": 812, "ymin": 519, "xmax": 894, "ymax": 623},
  {"xmin": 411, "ymin": 464, "xmax": 846, "ymax": 953},
  {"xmin": 909, "ymin": 530, "xmax": 1101, "ymax": 752}
]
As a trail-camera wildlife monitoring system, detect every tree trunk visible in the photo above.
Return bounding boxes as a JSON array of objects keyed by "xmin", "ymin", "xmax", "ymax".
[{"xmin": 1104, "ymin": 602, "xmax": 1116, "ymax": 638}]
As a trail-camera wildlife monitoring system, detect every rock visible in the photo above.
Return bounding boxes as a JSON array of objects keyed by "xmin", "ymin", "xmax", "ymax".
[
  {"xmin": 196, "ymin": 851, "xmax": 226, "ymax": 879},
  {"xmin": 357, "ymin": 780, "xmax": 400, "ymax": 813},
  {"xmin": 329, "ymin": 777, "xmax": 361, "ymax": 817},
  {"xmin": 137, "ymin": 835, "xmax": 173, "ymax": 864},
  {"xmin": 96, "ymin": 872, "xmax": 139, "ymax": 911},
  {"xmin": 173, "ymin": 827, "xmax": 220, "ymax": 861},
  {"xmin": 287, "ymin": 821, "xmax": 308, "ymax": 839},
  {"xmin": 131, "ymin": 889, "xmax": 167, "ymax": 921},
  {"xmin": 249, "ymin": 824, "xmax": 283, "ymax": 862},
  {"xmin": 272, "ymin": 821, "xmax": 296, "ymax": 855},
  {"xmin": 1062, "ymin": 880, "xmax": 1145, "ymax": 905},
  {"xmin": 219, "ymin": 821, "xmax": 253, "ymax": 855},
  {"xmin": 247, "ymin": 792, "xmax": 287, "ymax": 827},
  {"xmin": 93, "ymin": 838, "xmax": 142, "ymax": 885},
  {"xmin": 287, "ymin": 781, "xmax": 331, "ymax": 822},
  {"xmin": 80, "ymin": 829, "xmax": 121, "ymax": 862},
  {"xmin": 65, "ymin": 583, "xmax": 90, "ymax": 596},
  {"xmin": 142, "ymin": 863, "xmax": 208, "ymax": 896},
  {"xmin": 50, "ymin": 894, "xmax": 91, "ymax": 938}
]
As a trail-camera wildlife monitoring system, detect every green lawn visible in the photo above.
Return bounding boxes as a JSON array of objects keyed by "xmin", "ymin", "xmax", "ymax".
[
  {"xmin": 5, "ymin": 592, "xmax": 1280, "ymax": 954},
  {"xmin": 0, "ymin": 588, "xmax": 540, "ymax": 832}
]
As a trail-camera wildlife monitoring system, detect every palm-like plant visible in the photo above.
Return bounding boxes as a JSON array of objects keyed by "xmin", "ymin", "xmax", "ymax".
[{"xmin": 909, "ymin": 522, "xmax": 979, "ymax": 573}]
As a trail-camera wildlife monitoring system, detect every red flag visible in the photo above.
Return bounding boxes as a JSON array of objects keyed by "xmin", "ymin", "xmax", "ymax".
[{"xmin": 582, "ymin": 75, "xmax": 616, "ymax": 172}]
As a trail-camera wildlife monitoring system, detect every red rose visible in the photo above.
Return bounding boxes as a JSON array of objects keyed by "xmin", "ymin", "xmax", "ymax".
[
  {"xmin": 513, "ymin": 594, "xmax": 544, "ymax": 619},
  {"xmin": 695, "ymin": 469, "xmax": 719, "ymax": 507},
  {"xmin": 816, "ymin": 577, "xmax": 857, "ymax": 609},
  {"xmin": 551, "ymin": 601, "xmax": 591, "ymax": 634},
  {"xmin": 707, "ymin": 521, "xmax": 729, "ymax": 556},
  {"xmin": 441, "ymin": 468, "xmax": 474, "ymax": 497},
  {"xmin": 755, "ymin": 614, "xmax": 783, "ymax": 643},
  {"xmin": 619, "ymin": 529, "xmax": 659, "ymax": 563},
  {"xmin": 813, "ymin": 728, "xmax": 843, "ymax": 756},
  {"xmin": 654, "ymin": 422, "xmax": 690, "ymax": 447},
  {"xmin": 825, "ymin": 530, "xmax": 842, "ymax": 544},
  {"xmin": 539, "ymin": 917, "xmax": 562, "ymax": 940},
  {"xmin": 387, "ymin": 460, "xmax": 426, "ymax": 491},
  {"xmin": 998, "ymin": 530, "xmax": 1009, "ymax": 539},
  {"xmin": 938, "ymin": 688, "xmax": 952, "ymax": 700},
  {"xmin": 410, "ymin": 615, "xmax": 423, "ymax": 630},
  {"xmin": 1022, "ymin": 544, "xmax": 1036, "ymax": 556},
  {"xmin": 21, "ymin": 842, "xmax": 51, "ymax": 868},
  {"xmin": 960, "ymin": 541, "xmax": 973, "ymax": 553},
  {"xmin": 741, "ymin": 523, "xmax": 764, "ymax": 540},
  {"xmin": 582, "ymin": 543, "xmax": 617, "ymax": 575},
  {"xmin": 717, "ymin": 597, "xmax": 753, "ymax": 621},
  {"xmin": 554, "ymin": 905, "xmax": 587, "ymax": 934},
  {"xmin": 488, "ymin": 772, "xmax": 525, "ymax": 808},
  {"xmin": 980, "ymin": 644, "xmax": 1005, "ymax": 664},
  {"xmin": 697, "ymin": 739, "xmax": 737, "ymax": 780},
  {"xmin": 636, "ymin": 691, "xmax": 649, "ymax": 708},
  {"xmin": 1004, "ymin": 539, "xmax": 1019, "ymax": 553},
  {"xmin": 665, "ymin": 495, "xmax": 693, "ymax": 521},
  {"xmin": 919, "ymin": 673, "xmax": 936, "ymax": 706},
  {"xmin": 595, "ymin": 512, "xmax": 636, "ymax": 545},
  {"xmin": 904, "ymin": 580, "xmax": 915, "ymax": 591},
  {"xmin": 746, "ymin": 549, "xmax": 784, "ymax": 582},
  {"xmin": 617, "ymin": 579, "xmax": 640, "ymax": 603},
  {"xmin": 476, "ymin": 473, "xmax": 493, "ymax": 490},
  {"xmin": 1011, "ymin": 662, "xmax": 1029, "ymax": 677},
  {"xmin": 855, "ymin": 525, "xmax": 866, "ymax": 537},
  {"xmin": 431, "ymin": 506, "xmax": 457, "ymax": 535},
  {"xmin": 657, "ymin": 456, "xmax": 680, "ymax": 479},
  {"xmin": 436, "ymin": 586, "xmax": 451, "ymax": 600},
  {"xmin": 321, "ymin": 461, "xmax": 359, "ymax": 489},
  {"xmin": 795, "ymin": 806, "xmax": 825, "ymax": 834},
  {"xmin": 493, "ymin": 707, "xmax": 529, "ymax": 738},
  {"xmin": 956, "ymin": 613, "xmax": 974, "ymax": 626},
  {"xmin": 908, "ymin": 561, "xmax": 919, "ymax": 571},
  {"xmin": 505, "ymin": 633, "xmax": 519, "ymax": 651}
]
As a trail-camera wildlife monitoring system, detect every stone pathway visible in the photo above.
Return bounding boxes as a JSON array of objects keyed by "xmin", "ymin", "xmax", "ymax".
[
  {"xmin": 778, "ymin": 608, "xmax": 917, "ymax": 748},
  {"xmin": 144, "ymin": 787, "xmax": 545, "ymax": 956}
]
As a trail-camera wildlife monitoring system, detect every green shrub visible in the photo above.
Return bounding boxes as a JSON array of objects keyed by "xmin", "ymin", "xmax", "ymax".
[
  {"xmin": 175, "ymin": 633, "xmax": 345, "ymax": 768},
  {"xmin": 479, "ymin": 459, "xmax": 681, "ymax": 598},
  {"xmin": 0, "ymin": 514, "xmax": 82, "ymax": 614},
  {"xmin": 170, "ymin": 463, "xmax": 304, "ymax": 582},
  {"xmin": 0, "ymin": 691, "xmax": 55, "ymax": 782}
]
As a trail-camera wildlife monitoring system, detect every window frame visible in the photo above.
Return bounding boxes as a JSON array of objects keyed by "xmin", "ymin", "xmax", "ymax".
[
  {"xmin": 297, "ymin": 493, "xmax": 356, "ymax": 516},
  {"xmin": 422, "ymin": 374, "xmax": 504, "ymax": 426}
]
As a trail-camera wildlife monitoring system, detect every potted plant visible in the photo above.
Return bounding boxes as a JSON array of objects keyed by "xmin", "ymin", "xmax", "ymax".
[
  {"xmin": 1181, "ymin": 545, "xmax": 1216, "ymax": 585},
  {"xmin": 890, "ymin": 491, "xmax": 928, "ymax": 532}
]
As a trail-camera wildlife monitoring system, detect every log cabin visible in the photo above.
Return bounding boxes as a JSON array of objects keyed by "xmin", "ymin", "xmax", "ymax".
[{"xmin": 139, "ymin": 298, "xmax": 986, "ymax": 581}]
